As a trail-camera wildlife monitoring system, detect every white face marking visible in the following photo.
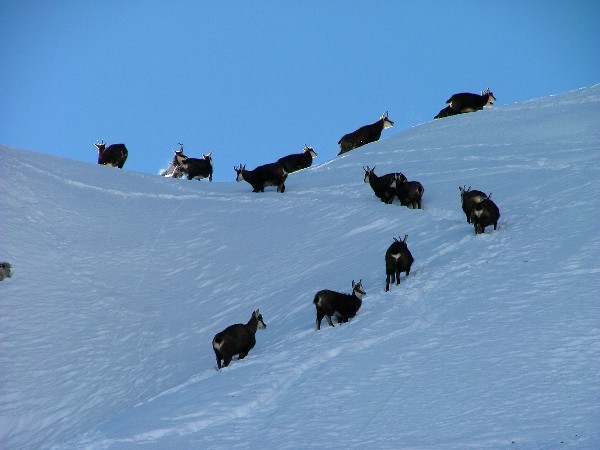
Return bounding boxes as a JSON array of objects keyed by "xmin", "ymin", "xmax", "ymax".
[
  {"xmin": 383, "ymin": 119, "xmax": 394, "ymax": 129},
  {"xmin": 236, "ymin": 171, "xmax": 244, "ymax": 182},
  {"xmin": 391, "ymin": 252, "xmax": 402, "ymax": 261},
  {"xmin": 174, "ymin": 153, "xmax": 187, "ymax": 165},
  {"xmin": 353, "ymin": 284, "xmax": 366, "ymax": 299}
]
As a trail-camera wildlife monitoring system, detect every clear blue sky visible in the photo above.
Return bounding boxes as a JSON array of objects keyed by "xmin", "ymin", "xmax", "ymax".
[{"xmin": 1, "ymin": 1, "xmax": 599, "ymax": 181}]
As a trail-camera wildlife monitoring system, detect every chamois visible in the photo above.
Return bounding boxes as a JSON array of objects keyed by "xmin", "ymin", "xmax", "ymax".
[
  {"xmin": 446, "ymin": 89, "xmax": 496, "ymax": 114},
  {"xmin": 385, "ymin": 235, "xmax": 414, "ymax": 292},
  {"xmin": 338, "ymin": 112, "xmax": 394, "ymax": 155},
  {"xmin": 396, "ymin": 178, "xmax": 425, "ymax": 209},
  {"xmin": 277, "ymin": 145, "xmax": 317, "ymax": 173},
  {"xmin": 94, "ymin": 140, "xmax": 128, "ymax": 168},
  {"xmin": 173, "ymin": 147, "xmax": 213, "ymax": 181},
  {"xmin": 434, "ymin": 105, "xmax": 458, "ymax": 120},
  {"xmin": 234, "ymin": 163, "xmax": 288, "ymax": 193},
  {"xmin": 363, "ymin": 166, "xmax": 406, "ymax": 204},
  {"xmin": 471, "ymin": 196, "xmax": 501, "ymax": 234},
  {"xmin": 313, "ymin": 280, "xmax": 366, "ymax": 330},
  {"xmin": 212, "ymin": 309, "xmax": 266, "ymax": 369},
  {"xmin": 0, "ymin": 262, "xmax": 12, "ymax": 281},
  {"xmin": 160, "ymin": 148, "xmax": 185, "ymax": 178},
  {"xmin": 459, "ymin": 186, "xmax": 488, "ymax": 224}
]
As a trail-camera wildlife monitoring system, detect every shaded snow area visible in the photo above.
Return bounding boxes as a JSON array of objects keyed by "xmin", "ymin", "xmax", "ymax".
[{"xmin": 1, "ymin": 86, "xmax": 599, "ymax": 450}]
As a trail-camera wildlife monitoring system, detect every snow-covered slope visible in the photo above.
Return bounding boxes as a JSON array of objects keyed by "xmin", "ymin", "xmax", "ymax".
[{"xmin": 1, "ymin": 86, "xmax": 599, "ymax": 449}]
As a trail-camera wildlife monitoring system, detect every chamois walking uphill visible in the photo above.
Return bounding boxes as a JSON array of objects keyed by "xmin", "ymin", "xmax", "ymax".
[
  {"xmin": 459, "ymin": 186, "xmax": 488, "ymax": 224},
  {"xmin": 313, "ymin": 280, "xmax": 366, "ymax": 330},
  {"xmin": 363, "ymin": 166, "xmax": 406, "ymax": 204},
  {"xmin": 234, "ymin": 162, "xmax": 288, "ymax": 193},
  {"xmin": 435, "ymin": 89, "xmax": 496, "ymax": 119},
  {"xmin": 338, "ymin": 111, "xmax": 394, "ymax": 155},
  {"xmin": 212, "ymin": 310, "xmax": 267, "ymax": 369},
  {"xmin": 471, "ymin": 195, "xmax": 501, "ymax": 234},
  {"xmin": 170, "ymin": 144, "xmax": 213, "ymax": 181},
  {"xmin": 277, "ymin": 145, "xmax": 318, "ymax": 173},
  {"xmin": 396, "ymin": 177, "xmax": 425, "ymax": 209},
  {"xmin": 385, "ymin": 235, "xmax": 414, "ymax": 292},
  {"xmin": 94, "ymin": 140, "xmax": 128, "ymax": 169}
]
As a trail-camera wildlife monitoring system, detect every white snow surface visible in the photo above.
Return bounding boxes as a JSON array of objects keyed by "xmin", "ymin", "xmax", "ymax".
[{"xmin": 1, "ymin": 86, "xmax": 599, "ymax": 450}]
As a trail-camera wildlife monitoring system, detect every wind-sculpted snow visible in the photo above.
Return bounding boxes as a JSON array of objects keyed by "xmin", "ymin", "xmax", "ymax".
[{"xmin": 1, "ymin": 86, "xmax": 599, "ymax": 449}]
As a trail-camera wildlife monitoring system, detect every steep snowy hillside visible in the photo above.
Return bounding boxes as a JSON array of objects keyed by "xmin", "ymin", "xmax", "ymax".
[{"xmin": 1, "ymin": 86, "xmax": 599, "ymax": 449}]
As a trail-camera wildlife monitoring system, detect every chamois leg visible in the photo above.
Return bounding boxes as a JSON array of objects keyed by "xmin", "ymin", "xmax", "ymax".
[
  {"xmin": 215, "ymin": 352, "xmax": 223, "ymax": 369},
  {"xmin": 325, "ymin": 315, "xmax": 335, "ymax": 327},
  {"xmin": 316, "ymin": 310, "xmax": 325, "ymax": 330},
  {"xmin": 385, "ymin": 275, "xmax": 391, "ymax": 292},
  {"xmin": 395, "ymin": 271, "xmax": 401, "ymax": 286}
]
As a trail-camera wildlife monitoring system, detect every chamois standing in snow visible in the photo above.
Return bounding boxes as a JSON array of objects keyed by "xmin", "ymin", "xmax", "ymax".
[
  {"xmin": 459, "ymin": 186, "xmax": 488, "ymax": 224},
  {"xmin": 0, "ymin": 262, "xmax": 12, "ymax": 281},
  {"xmin": 395, "ymin": 177, "xmax": 425, "ymax": 209},
  {"xmin": 212, "ymin": 310, "xmax": 266, "ymax": 369},
  {"xmin": 94, "ymin": 140, "xmax": 128, "ymax": 168},
  {"xmin": 363, "ymin": 166, "xmax": 406, "ymax": 204},
  {"xmin": 436, "ymin": 89, "xmax": 496, "ymax": 120},
  {"xmin": 161, "ymin": 148, "xmax": 185, "ymax": 178},
  {"xmin": 313, "ymin": 280, "xmax": 366, "ymax": 330},
  {"xmin": 173, "ymin": 148, "xmax": 213, "ymax": 181},
  {"xmin": 434, "ymin": 105, "xmax": 458, "ymax": 119},
  {"xmin": 338, "ymin": 112, "xmax": 394, "ymax": 155},
  {"xmin": 234, "ymin": 163, "xmax": 288, "ymax": 193},
  {"xmin": 471, "ymin": 195, "xmax": 501, "ymax": 234},
  {"xmin": 277, "ymin": 145, "xmax": 317, "ymax": 173},
  {"xmin": 385, "ymin": 235, "xmax": 414, "ymax": 292}
]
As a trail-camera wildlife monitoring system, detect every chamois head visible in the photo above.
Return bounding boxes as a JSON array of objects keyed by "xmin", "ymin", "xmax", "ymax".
[
  {"xmin": 234, "ymin": 164, "xmax": 246, "ymax": 182},
  {"xmin": 363, "ymin": 166, "xmax": 375, "ymax": 183},
  {"xmin": 352, "ymin": 279, "xmax": 366, "ymax": 299},
  {"xmin": 380, "ymin": 111, "xmax": 394, "ymax": 129},
  {"xmin": 481, "ymin": 88, "xmax": 497, "ymax": 107},
  {"xmin": 252, "ymin": 309, "xmax": 267, "ymax": 330},
  {"xmin": 304, "ymin": 145, "xmax": 318, "ymax": 159}
]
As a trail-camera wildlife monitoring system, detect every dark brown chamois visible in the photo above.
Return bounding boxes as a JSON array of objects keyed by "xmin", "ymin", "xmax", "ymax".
[
  {"xmin": 363, "ymin": 166, "xmax": 407, "ymax": 204},
  {"xmin": 94, "ymin": 140, "xmax": 128, "ymax": 168},
  {"xmin": 471, "ymin": 195, "xmax": 500, "ymax": 234},
  {"xmin": 234, "ymin": 163, "xmax": 288, "ymax": 193},
  {"xmin": 459, "ymin": 186, "xmax": 489, "ymax": 224},
  {"xmin": 338, "ymin": 112, "xmax": 394, "ymax": 155},
  {"xmin": 277, "ymin": 145, "xmax": 317, "ymax": 173},
  {"xmin": 212, "ymin": 309, "xmax": 267, "ymax": 369},
  {"xmin": 385, "ymin": 235, "xmax": 414, "ymax": 292},
  {"xmin": 313, "ymin": 280, "xmax": 366, "ymax": 330},
  {"xmin": 434, "ymin": 105, "xmax": 459, "ymax": 120},
  {"xmin": 0, "ymin": 262, "xmax": 12, "ymax": 281},
  {"xmin": 172, "ymin": 144, "xmax": 213, "ymax": 181},
  {"xmin": 446, "ymin": 88, "xmax": 496, "ymax": 114},
  {"xmin": 396, "ymin": 178, "xmax": 425, "ymax": 209}
]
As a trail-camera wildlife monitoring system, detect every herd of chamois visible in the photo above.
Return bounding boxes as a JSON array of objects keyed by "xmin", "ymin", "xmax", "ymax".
[{"xmin": 92, "ymin": 88, "xmax": 500, "ymax": 369}]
